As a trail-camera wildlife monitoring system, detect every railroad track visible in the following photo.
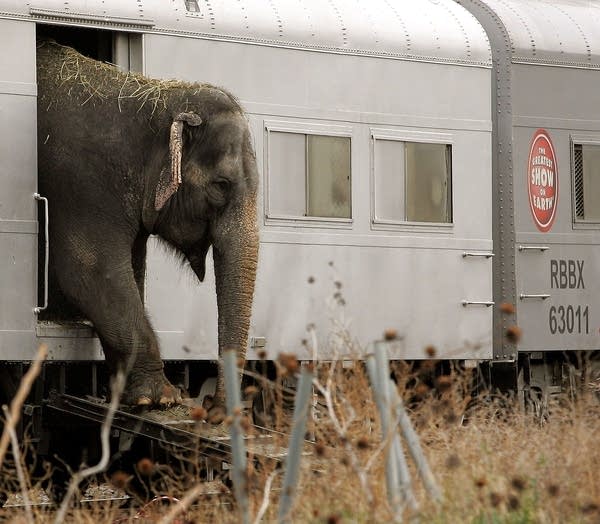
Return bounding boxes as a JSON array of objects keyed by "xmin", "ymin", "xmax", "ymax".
[{"xmin": 45, "ymin": 392, "xmax": 299, "ymax": 467}]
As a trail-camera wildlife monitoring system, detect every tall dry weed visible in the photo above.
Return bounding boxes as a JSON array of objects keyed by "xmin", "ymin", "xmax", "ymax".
[{"xmin": 1, "ymin": 354, "xmax": 600, "ymax": 523}]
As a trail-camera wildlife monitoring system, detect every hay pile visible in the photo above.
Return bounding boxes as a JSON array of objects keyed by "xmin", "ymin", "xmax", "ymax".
[{"xmin": 36, "ymin": 39, "xmax": 241, "ymax": 118}]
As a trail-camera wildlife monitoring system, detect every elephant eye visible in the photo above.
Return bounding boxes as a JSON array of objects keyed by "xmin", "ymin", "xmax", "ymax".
[
  {"xmin": 207, "ymin": 178, "xmax": 232, "ymax": 207},
  {"xmin": 213, "ymin": 178, "xmax": 231, "ymax": 193}
]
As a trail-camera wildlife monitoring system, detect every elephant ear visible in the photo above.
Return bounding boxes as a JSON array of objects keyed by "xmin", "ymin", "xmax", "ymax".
[{"xmin": 154, "ymin": 112, "xmax": 203, "ymax": 211}]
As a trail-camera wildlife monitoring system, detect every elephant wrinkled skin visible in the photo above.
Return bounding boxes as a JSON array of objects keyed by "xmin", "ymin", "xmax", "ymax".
[{"xmin": 37, "ymin": 41, "xmax": 259, "ymax": 407}]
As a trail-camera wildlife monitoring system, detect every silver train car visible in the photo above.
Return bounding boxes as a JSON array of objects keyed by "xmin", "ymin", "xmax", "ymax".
[
  {"xmin": 460, "ymin": 0, "xmax": 600, "ymax": 401},
  {"xmin": 0, "ymin": 0, "xmax": 598, "ymax": 419}
]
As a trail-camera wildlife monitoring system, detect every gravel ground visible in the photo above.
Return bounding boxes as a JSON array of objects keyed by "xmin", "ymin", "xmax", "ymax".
[{"xmin": 3, "ymin": 483, "xmax": 129, "ymax": 508}]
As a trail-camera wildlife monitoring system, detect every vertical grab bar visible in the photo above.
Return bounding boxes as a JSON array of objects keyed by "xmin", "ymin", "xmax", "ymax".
[{"xmin": 34, "ymin": 193, "xmax": 48, "ymax": 314}]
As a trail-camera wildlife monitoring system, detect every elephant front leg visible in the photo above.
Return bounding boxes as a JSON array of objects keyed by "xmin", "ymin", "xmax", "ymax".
[
  {"xmin": 100, "ymin": 327, "xmax": 181, "ymax": 407},
  {"xmin": 61, "ymin": 263, "xmax": 180, "ymax": 406}
]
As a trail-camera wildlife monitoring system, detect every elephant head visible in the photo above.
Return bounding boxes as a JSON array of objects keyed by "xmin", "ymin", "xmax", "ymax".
[{"xmin": 145, "ymin": 99, "xmax": 259, "ymax": 408}]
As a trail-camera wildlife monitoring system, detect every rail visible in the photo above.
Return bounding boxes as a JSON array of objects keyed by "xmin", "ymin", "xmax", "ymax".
[
  {"xmin": 462, "ymin": 252, "xmax": 494, "ymax": 258},
  {"xmin": 519, "ymin": 294, "xmax": 551, "ymax": 300},
  {"xmin": 518, "ymin": 245, "xmax": 549, "ymax": 252},
  {"xmin": 44, "ymin": 393, "xmax": 293, "ymax": 464},
  {"xmin": 462, "ymin": 300, "xmax": 494, "ymax": 307},
  {"xmin": 34, "ymin": 193, "xmax": 49, "ymax": 314}
]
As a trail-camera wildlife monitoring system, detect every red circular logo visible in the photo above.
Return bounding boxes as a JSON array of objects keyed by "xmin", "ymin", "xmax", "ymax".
[{"xmin": 527, "ymin": 129, "xmax": 558, "ymax": 232}]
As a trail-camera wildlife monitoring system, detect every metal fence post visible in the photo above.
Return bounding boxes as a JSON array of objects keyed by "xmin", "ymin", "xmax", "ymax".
[
  {"xmin": 366, "ymin": 352, "xmax": 402, "ymax": 519},
  {"xmin": 391, "ymin": 381, "xmax": 442, "ymax": 503},
  {"xmin": 386, "ymin": 380, "xmax": 419, "ymax": 512},
  {"xmin": 223, "ymin": 348, "xmax": 250, "ymax": 524},
  {"xmin": 277, "ymin": 365, "xmax": 314, "ymax": 524}
]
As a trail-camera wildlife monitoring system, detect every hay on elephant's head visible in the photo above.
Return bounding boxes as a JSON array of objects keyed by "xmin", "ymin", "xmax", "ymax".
[{"xmin": 36, "ymin": 40, "xmax": 241, "ymax": 116}]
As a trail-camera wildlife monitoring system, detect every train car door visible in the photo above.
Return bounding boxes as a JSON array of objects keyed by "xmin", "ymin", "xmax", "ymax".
[{"xmin": 0, "ymin": 19, "xmax": 38, "ymax": 360}]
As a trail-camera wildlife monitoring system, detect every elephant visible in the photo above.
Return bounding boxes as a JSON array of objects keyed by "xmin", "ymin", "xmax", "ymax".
[{"xmin": 36, "ymin": 40, "xmax": 259, "ymax": 408}]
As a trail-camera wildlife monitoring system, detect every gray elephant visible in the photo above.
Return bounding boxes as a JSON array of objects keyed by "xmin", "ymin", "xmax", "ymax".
[{"xmin": 37, "ymin": 40, "xmax": 259, "ymax": 407}]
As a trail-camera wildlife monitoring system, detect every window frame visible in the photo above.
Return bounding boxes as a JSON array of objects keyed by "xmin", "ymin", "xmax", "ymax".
[
  {"xmin": 571, "ymin": 134, "xmax": 600, "ymax": 229},
  {"xmin": 370, "ymin": 128, "xmax": 454, "ymax": 232},
  {"xmin": 264, "ymin": 120, "xmax": 354, "ymax": 228},
  {"xmin": 184, "ymin": 0, "xmax": 200, "ymax": 11}
]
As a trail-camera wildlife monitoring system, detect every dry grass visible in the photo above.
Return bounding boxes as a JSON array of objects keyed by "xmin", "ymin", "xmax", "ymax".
[
  {"xmin": 419, "ymin": 393, "xmax": 600, "ymax": 523},
  {"xmin": 2, "ymin": 357, "xmax": 600, "ymax": 523},
  {"xmin": 36, "ymin": 39, "xmax": 243, "ymax": 120}
]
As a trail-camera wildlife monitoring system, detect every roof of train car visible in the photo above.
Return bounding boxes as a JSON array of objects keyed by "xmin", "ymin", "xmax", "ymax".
[
  {"xmin": 0, "ymin": 0, "xmax": 491, "ymax": 67},
  {"xmin": 474, "ymin": 0, "xmax": 600, "ymax": 68}
]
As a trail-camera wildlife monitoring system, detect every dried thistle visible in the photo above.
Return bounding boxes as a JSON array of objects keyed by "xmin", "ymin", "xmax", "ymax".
[
  {"xmin": 474, "ymin": 477, "xmax": 487, "ymax": 489},
  {"xmin": 511, "ymin": 476, "xmax": 527, "ymax": 492},
  {"xmin": 244, "ymin": 385, "xmax": 259, "ymax": 397},
  {"xmin": 425, "ymin": 345, "xmax": 437, "ymax": 358},
  {"xmin": 315, "ymin": 442, "xmax": 327, "ymax": 457},
  {"xmin": 110, "ymin": 471, "xmax": 130, "ymax": 489},
  {"xmin": 499, "ymin": 302, "xmax": 516, "ymax": 315},
  {"xmin": 415, "ymin": 383, "xmax": 430, "ymax": 398},
  {"xmin": 278, "ymin": 352, "xmax": 299, "ymax": 374},
  {"xmin": 208, "ymin": 406, "xmax": 226, "ymax": 425},
  {"xmin": 356, "ymin": 436, "xmax": 370, "ymax": 450},
  {"xmin": 507, "ymin": 494, "xmax": 520, "ymax": 511},
  {"xmin": 506, "ymin": 325, "xmax": 523, "ymax": 343},
  {"xmin": 436, "ymin": 375, "xmax": 453, "ymax": 392},
  {"xmin": 136, "ymin": 458, "xmax": 154, "ymax": 476},
  {"xmin": 489, "ymin": 492, "xmax": 503, "ymax": 508},
  {"xmin": 384, "ymin": 329, "xmax": 398, "ymax": 341},
  {"xmin": 190, "ymin": 406, "xmax": 208, "ymax": 421}
]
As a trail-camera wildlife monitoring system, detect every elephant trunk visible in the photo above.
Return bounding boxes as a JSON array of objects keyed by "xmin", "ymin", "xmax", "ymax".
[{"xmin": 212, "ymin": 192, "xmax": 259, "ymax": 408}]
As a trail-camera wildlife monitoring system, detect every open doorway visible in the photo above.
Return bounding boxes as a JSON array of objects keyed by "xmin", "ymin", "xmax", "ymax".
[
  {"xmin": 36, "ymin": 24, "xmax": 142, "ymax": 71},
  {"xmin": 36, "ymin": 24, "xmax": 143, "ymax": 322}
]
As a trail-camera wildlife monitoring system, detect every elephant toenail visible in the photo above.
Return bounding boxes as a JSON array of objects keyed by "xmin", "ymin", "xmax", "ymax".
[{"xmin": 136, "ymin": 396, "xmax": 152, "ymax": 406}]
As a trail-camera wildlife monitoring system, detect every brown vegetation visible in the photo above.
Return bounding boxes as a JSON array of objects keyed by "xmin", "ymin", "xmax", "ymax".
[{"xmin": 1, "ymin": 352, "xmax": 600, "ymax": 523}]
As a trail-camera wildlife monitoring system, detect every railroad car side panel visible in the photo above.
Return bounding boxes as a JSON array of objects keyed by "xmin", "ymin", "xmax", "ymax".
[
  {"xmin": 142, "ymin": 33, "xmax": 493, "ymax": 361},
  {"xmin": 0, "ymin": 19, "xmax": 38, "ymax": 359},
  {"xmin": 511, "ymin": 64, "xmax": 600, "ymax": 352}
]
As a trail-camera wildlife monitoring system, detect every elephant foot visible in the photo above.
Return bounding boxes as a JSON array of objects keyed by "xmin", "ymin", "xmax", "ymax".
[{"xmin": 121, "ymin": 373, "xmax": 182, "ymax": 407}]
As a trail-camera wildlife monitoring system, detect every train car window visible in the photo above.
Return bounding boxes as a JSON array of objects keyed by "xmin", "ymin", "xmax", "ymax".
[
  {"xmin": 268, "ymin": 132, "xmax": 307, "ymax": 217},
  {"xmin": 406, "ymin": 143, "xmax": 452, "ymax": 223},
  {"xmin": 374, "ymin": 139, "xmax": 406, "ymax": 221},
  {"xmin": 307, "ymin": 135, "xmax": 351, "ymax": 218},
  {"xmin": 374, "ymin": 139, "xmax": 452, "ymax": 224},
  {"xmin": 268, "ymin": 131, "xmax": 351, "ymax": 219},
  {"xmin": 573, "ymin": 143, "xmax": 600, "ymax": 223}
]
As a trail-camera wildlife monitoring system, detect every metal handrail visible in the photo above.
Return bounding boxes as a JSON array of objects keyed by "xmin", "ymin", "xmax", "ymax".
[
  {"xmin": 462, "ymin": 252, "xmax": 494, "ymax": 258},
  {"xmin": 518, "ymin": 245, "xmax": 549, "ymax": 252},
  {"xmin": 462, "ymin": 300, "xmax": 494, "ymax": 307},
  {"xmin": 34, "ymin": 193, "xmax": 49, "ymax": 314},
  {"xmin": 520, "ymin": 294, "xmax": 551, "ymax": 300}
]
